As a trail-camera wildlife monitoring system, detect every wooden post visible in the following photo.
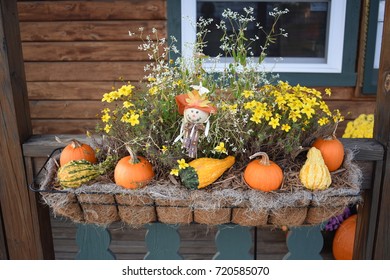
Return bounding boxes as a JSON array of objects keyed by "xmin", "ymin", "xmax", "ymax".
[
  {"xmin": 0, "ymin": 0, "xmax": 52, "ymax": 259},
  {"xmin": 373, "ymin": 0, "xmax": 390, "ymax": 259}
]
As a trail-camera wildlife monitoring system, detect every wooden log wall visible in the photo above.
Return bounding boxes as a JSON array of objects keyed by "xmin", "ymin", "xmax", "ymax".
[
  {"xmin": 16, "ymin": 0, "xmax": 376, "ymax": 136},
  {"xmin": 17, "ymin": 0, "xmax": 167, "ymax": 134}
]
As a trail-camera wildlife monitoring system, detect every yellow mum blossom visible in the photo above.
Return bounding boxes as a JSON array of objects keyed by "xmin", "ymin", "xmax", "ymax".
[
  {"xmin": 177, "ymin": 159, "xmax": 189, "ymax": 169},
  {"xmin": 343, "ymin": 114, "xmax": 374, "ymax": 138},
  {"xmin": 214, "ymin": 142, "xmax": 228, "ymax": 154},
  {"xmin": 269, "ymin": 117, "xmax": 280, "ymax": 129},
  {"xmin": 170, "ymin": 169, "xmax": 179, "ymax": 176},
  {"xmin": 325, "ymin": 88, "xmax": 332, "ymax": 96},
  {"xmin": 242, "ymin": 90, "xmax": 254, "ymax": 99},
  {"xmin": 281, "ymin": 124, "xmax": 291, "ymax": 132}
]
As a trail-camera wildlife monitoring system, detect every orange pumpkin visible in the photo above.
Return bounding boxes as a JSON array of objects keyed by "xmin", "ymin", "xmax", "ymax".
[
  {"xmin": 243, "ymin": 152, "xmax": 283, "ymax": 192},
  {"xmin": 114, "ymin": 147, "xmax": 154, "ymax": 189},
  {"xmin": 312, "ymin": 135, "xmax": 344, "ymax": 172},
  {"xmin": 60, "ymin": 139, "xmax": 97, "ymax": 166},
  {"xmin": 332, "ymin": 214, "xmax": 357, "ymax": 260}
]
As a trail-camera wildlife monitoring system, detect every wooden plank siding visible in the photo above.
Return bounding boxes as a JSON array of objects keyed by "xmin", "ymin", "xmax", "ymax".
[{"xmin": 17, "ymin": 0, "xmax": 167, "ymax": 134}]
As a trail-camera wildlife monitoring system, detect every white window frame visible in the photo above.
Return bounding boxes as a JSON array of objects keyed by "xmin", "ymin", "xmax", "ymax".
[{"xmin": 181, "ymin": 0, "xmax": 347, "ymax": 73}]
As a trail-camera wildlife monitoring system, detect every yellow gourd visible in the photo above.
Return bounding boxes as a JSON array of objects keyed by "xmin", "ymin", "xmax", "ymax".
[
  {"xmin": 299, "ymin": 147, "xmax": 332, "ymax": 190},
  {"xmin": 179, "ymin": 156, "xmax": 235, "ymax": 189}
]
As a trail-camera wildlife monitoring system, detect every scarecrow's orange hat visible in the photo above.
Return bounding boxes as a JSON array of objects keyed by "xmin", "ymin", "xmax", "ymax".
[{"xmin": 175, "ymin": 90, "xmax": 217, "ymax": 115}]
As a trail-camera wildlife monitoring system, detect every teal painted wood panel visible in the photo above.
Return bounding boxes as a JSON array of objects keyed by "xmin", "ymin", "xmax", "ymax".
[
  {"xmin": 75, "ymin": 224, "xmax": 115, "ymax": 260},
  {"xmin": 283, "ymin": 225, "xmax": 323, "ymax": 260},
  {"xmin": 213, "ymin": 225, "xmax": 253, "ymax": 260},
  {"xmin": 144, "ymin": 223, "xmax": 183, "ymax": 260}
]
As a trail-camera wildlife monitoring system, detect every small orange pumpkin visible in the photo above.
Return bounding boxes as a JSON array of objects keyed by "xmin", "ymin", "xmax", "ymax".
[
  {"xmin": 60, "ymin": 139, "xmax": 97, "ymax": 166},
  {"xmin": 332, "ymin": 214, "xmax": 357, "ymax": 260},
  {"xmin": 114, "ymin": 147, "xmax": 154, "ymax": 189},
  {"xmin": 312, "ymin": 135, "xmax": 344, "ymax": 172},
  {"xmin": 243, "ymin": 152, "xmax": 283, "ymax": 192}
]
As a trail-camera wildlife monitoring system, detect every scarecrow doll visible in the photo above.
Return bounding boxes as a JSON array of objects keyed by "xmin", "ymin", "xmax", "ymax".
[{"xmin": 174, "ymin": 87, "xmax": 217, "ymax": 158}]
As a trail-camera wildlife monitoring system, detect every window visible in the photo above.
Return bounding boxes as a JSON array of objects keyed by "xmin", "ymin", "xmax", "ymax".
[
  {"xmin": 183, "ymin": 0, "xmax": 346, "ymax": 73},
  {"xmin": 363, "ymin": 0, "xmax": 385, "ymax": 94},
  {"xmin": 168, "ymin": 0, "xmax": 361, "ymax": 86}
]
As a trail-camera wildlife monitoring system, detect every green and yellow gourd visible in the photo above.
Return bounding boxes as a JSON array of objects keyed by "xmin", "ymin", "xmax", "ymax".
[
  {"xmin": 299, "ymin": 147, "xmax": 332, "ymax": 190},
  {"xmin": 179, "ymin": 156, "xmax": 235, "ymax": 189},
  {"xmin": 57, "ymin": 155, "xmax": 116, "ymax": 188}
]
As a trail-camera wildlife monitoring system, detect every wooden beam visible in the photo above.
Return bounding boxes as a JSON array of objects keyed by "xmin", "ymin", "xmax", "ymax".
[
  {"xmin": 0, "ymin": 0, "xmax": 52, "ymax": 259},
  {"xmin": 373, "ymin": 0, "xmax": 390, "ymax": 259},
  {"xmin": 0, "ymin": 201, "xmax": 9, "ymax": 259}
]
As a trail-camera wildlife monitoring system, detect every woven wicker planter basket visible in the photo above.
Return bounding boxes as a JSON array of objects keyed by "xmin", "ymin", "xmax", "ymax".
[{"xmin": 33, "ymin": 149, "xmax": 363, "ymax": 228}]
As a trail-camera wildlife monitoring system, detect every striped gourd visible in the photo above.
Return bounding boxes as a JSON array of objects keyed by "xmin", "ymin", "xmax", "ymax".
[
  {"xmin": 57, "ymin": 159, "xmax": 101, "ymax": 188},
  {"xmin": 56, "ymin": 154, "xmax": 118, "ymax": 188},
  {"xmin": 299, "ymin": 147, "xmax": 332, "ymax": 190}
]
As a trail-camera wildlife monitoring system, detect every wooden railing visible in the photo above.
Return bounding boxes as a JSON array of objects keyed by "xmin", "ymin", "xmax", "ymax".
[{"xmin": 22, "ymin": 135, "xmax": 384, "ymax": 260}]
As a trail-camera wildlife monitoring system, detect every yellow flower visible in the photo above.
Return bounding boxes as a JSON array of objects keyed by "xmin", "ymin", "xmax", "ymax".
[
  {"xmin": 177, "ymin": 159, "xmax": 189, "ymax": 169},
  {"xmin": 281, "ymin": 124, "xmax": 291, "ymax": 132},
  {"xmin": 288, "ymin": 110, "xmax": 301, "ymax": 122},
  {"xmin": 148, "ymin": 77, "xmax": 156, "ymax": 82},
  {"xmin": 101, "ymin": 113, "xmax": 110, "ymax": 123},
  {"xmin": 118, "ymin": 84, "xmax": 134, "ymax": 96},
  {"xmin": 104, "ymin": 124, "xmax": 112, "ymax": 133},
  {"xmin": 269, "ymin": 117, "xmax": 280, "ymax": 129},
  {"xmin": 250, "ymin": 113, "xmax": 262, "ymax": 124},
  {"xmin": 242, "ymin": 90, "xmax": 254, "ymax": 99},
  {"xmin": 214, "ymin": 142, "xmax": 228, "ymax": 154},
  {"xmin": 170, "ymin": 169, "xmax": 179, "ymax": 176},
  {"xmin": 102, "ymin": 92, "xmax": 115, "ymax": 103},
  {"xmin": 325, "ymin": 88, "xmax": 332, "ymax": 96},
  {"xmin": 161, "ymin": 145, "xmax": 168, "ymax": 154},
  {"xmin": 244, "ymin": 100, "xmax": 257, "ymax": 110},
  {"xmin": 123, "ymin": 101, "xmax": 134, "ymax": 108},
  {"xmin": 129, "ymin": 114, "xmax": 140, "ymax": 126},
  {"xmin": 301, "ymin": 104, "xmax": 315, "ymax": 119},
  {"xmin": 149, "ymin": 86, "xmax": 158, "ymax": 95},
  {"xmin": 318, "ymin": 117, "xmax": 329, "ymax": 126}
]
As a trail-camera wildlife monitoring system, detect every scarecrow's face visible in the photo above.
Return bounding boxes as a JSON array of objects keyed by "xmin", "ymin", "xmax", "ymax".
[{"xmin": 184, "ymin": 108, "xmax": 209, "ymax": 123}]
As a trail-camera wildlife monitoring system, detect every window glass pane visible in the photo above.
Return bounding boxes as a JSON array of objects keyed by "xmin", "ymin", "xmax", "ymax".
[{"xmin": 197, "ymin": 1, "xmax": 329, "ymax": 59}]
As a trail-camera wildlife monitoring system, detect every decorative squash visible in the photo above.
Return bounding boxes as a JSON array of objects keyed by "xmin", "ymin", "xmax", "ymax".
[
  {"xmin": 299, "ymin": 147, "xmax": 332, "ymax": 190},
  {"xmin": 60, "ymin": 139, "xmax": 97, "ymax": 166},
  {"xmin": 57, "ymin": 155, "xmax": 116, "ymax": 188},
  {"xmin": 179, "ymin": 156, "xmax": 235, "ymax": 189},
  {"xmin": 332, "ymin": 214, "xmax": 357, "ymax": 260},
  {"xmin": 243, "ymin": 152, "xmax": 283, "ymax": 192},
  {"xmin": 114, "ymin": 147, "xmax": 154, "ymax": 189},
  {"xmin": 312, "ymin": 135, "xmax": 344, "ymax": 172}
]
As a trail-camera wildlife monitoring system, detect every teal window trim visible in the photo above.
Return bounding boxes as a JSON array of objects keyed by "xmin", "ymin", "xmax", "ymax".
[
  {"xmin": 362, "ymin": 0, "xmax": 380, "ymax": 95},
  {"xmin": 167, "ymin": 0, "xmax": 360, "ymax": 87}
]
